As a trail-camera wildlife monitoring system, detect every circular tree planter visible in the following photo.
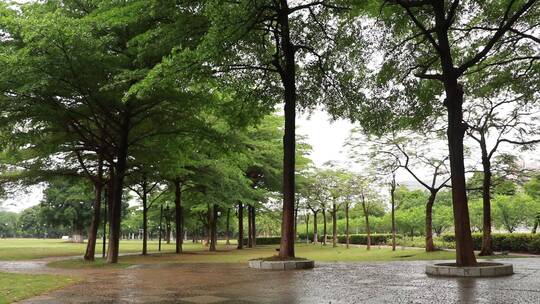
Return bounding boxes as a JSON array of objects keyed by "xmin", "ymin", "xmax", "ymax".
[
  {"xmin": 426, "ymin": 262, "xmax": 513, "ymax": 277},
  {"xmin": 248, "ymin": 258, "xmax": 314, "ymax": 270}
]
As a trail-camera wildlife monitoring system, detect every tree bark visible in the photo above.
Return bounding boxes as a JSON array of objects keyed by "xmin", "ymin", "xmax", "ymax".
[
  {"xmin": 532, "ymin": 218, "xmax": 539, "ymax": 234},
  {"xmin": 345, "ymin": 203, "xmax": 350, "ymax": 249},
  {"xmin": 479, "ymin": 151, "xmax": 493, "ymax": 256},
  {"xmin": 444, "ymin": 82, "xmax": 478, "ymax": 266},
  {"xmin": 305, "ymin": 213, "xmax": 309, "ymax": 243},
  {"xmin": 247, "ymin": 205, "xmax": 253, "ymax": 248},
  {"xmin": 103, "ymin": 177, "xmax": 112, "ymax": 258},
  {"xmin": 158, "ymin": 205, "xmax": 163, "ymax": 252},
  {"xmin": 361, "ymin": 195, "xmax": 371, "ymax": 250},
  {"xmin": 312, "ymin": 210, "xmax": 318, "ymax": 244},
  {"xmin": 174, "ymin": 179, "xmax": 183, "ymax": 254},
  {"xmin": 107, "ymin": 123, "xmax": 129, "ymax": 264},
  {"xmin": 277, "ymin": 0, "xmax": 296, "ymax": 259},
  {"xmin": 225, "ymin": 208, "xmax": 230, "ymax": 245},
  {"xmin": 209, "ymin": 204, "xmax": 218, "ymax": 252},
  {"xmin": 425, "ymin": 192, "xmax": 436, "ymax": 252},
  {"xmin": 142, "ymin": 189, "xmax": 148, "ymax": 256},
  {"xmin": 237, "ymin": 202, "xmax": 244, "ymax": 249},
  {"xmin": 391, "ymin": 180, "xmax": 396, "ymax": 251},
  {"xmin": 84, "ymin": 167, "xmax": 103, "ymax": 261},
  {"xmin": 251, "ymin": 206, "xmax": 256, "ymax": 247},
  {"xmin": 332, "ymin": 202, "xmax": 337, "ymax": 248},
  {"xmin": 431, "ymin": 3, "xmax": 477, "ymax": 266},
  {"xmin": 322, "ymin": 208, "xmax": 327, "ymax": 246}
]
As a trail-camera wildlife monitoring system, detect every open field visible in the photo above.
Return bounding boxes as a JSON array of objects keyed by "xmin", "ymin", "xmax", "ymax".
[
  {"xmin": 0, "ymin": 238, "xmax": 215, "ymax": 260},
  {"xmin": 46, "ymin": 243, "xmax": 516, "ymax": 269}
]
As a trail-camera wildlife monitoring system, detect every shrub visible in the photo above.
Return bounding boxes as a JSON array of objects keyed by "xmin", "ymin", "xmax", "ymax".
[
  {"xmin": 440, "ymin": 233, "xmax": 540, "ymax": 253},
  {"xmin": 242, "ymin": 236, "xmax": 281, "ymax": 245}
]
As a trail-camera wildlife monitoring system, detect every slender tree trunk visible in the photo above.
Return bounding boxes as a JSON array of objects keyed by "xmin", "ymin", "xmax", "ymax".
[
  {"xmin": 226, "ymin": 208, "xmax": 230, "ymax": 245},
  {"xmin": 391, "ymin": 180, "xmax": 396, "ymax": 251},
  {"xmin": 322, "ymin": 209, "xmax": 327, "ymax": 246},
  {"xmin": 361, "ymin": 196, "xmax": 371, "ymax": 250},
  {"xmin": 142, "ymin": 191, "xmax": 148, "ymax": 256},
  {"xmin": 479, "ymin": 151, "xmax": 494, "ymax": 256},
  {"xmin": 313, "ymin": 211, "xmax": 318, "ymax": 244},
  {"xmin": 165, "ymin": 208, "xmax": 171, "ymax": 244},
  {"xmin": 158, "ymin": 205, "xmax": 163, "ymax": 252},
  {"xmin": 425, "ymin": 192, "xmax": 436, "ymax": 252},
  {"xmin": 532, "ymin": 218, "xmax": 539, "ymax": 234},
  {"xmin": 305, "ymin": 213, "xmax": 309, "ymax": 243},
  {"xmin": 277, "ymin": 0, "xmax": 296, "ymax": 259},
  {"xmin": 294, "ymin": 200, "xmax": 299, "ymax": 242},
  {"xmin": 345, "ymin": 203, "xmax": 350, "ymax": 249},
  {"xmin": 174, "ymin": 179, "xmax": 182, "ymax": 254},
  {"xmin": 103, "ymin": 178, "xmax": 112, "ymax": 258},
  {"xmin": 209, "ymin": 205, "xmax": 218, "ymax": 252},
  {"xmin": 251, "ymin": 206, "xmax": 256, "ymax": 247},
  {"xmin": 107, "ymin": 131, "xmax": 128, "ymax": 264},
  {"xmin": 332, "ymin": 203, "xmax": 337, "ymax": 248},
  {"xmin": 247, "ymin": 205, "xmax": 253, "ymax": 248},
  {"xmin": 237, "ymin": 202, "xmax": 244, "ymax": 249},
  {"xmin": 84, "ymin": 170, "xmax": 103, "ymax": 261}
]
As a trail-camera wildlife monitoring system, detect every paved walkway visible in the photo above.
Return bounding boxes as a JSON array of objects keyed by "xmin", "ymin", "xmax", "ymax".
[{"xmin": 3, "ymin": 257, "xmax": 540, "ymax": 303}]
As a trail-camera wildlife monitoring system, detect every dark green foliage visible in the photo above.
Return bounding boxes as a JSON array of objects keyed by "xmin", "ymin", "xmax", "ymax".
[
  {"xmin": 242, "ymin": 237, "xmax": 281, "ymax": 246},
  {"xmin": 442, "ymin": 233, "xmax": 540, "ymax": 253}
]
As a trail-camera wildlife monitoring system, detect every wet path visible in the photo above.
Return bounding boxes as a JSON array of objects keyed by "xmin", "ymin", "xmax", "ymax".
[{"xmin": 4, "ymin": 258, "xmax": 540, "ymax": 303}]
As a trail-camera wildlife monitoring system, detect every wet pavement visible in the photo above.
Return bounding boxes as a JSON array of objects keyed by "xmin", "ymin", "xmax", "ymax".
[{"xmin": 4, "ymin": 258, "xmax": 540, "ymax": 303}]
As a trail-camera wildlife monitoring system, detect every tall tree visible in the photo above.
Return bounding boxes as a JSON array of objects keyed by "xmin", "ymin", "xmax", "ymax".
[{"xmin": 345, "ymin": 0, "xmax": 539, "ymax": 266}]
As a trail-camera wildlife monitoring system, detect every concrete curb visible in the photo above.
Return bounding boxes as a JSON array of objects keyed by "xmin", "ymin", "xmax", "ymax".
[
  {"xmin": 248, "ymin": 259, "xmax": 315, "ymax": 270},
  {"xmin": 426, "ymin": 262, "xmax": 513, "ymax": 277}
]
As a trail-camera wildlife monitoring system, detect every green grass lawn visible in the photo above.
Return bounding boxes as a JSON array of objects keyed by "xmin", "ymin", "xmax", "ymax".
[
  {"xmin": 0, "ymin": 238, "xmax": 214, "ymax": 260},
  {"xmin": 0, "ymin": 272, "xmax": 77, "ymax": 304},
  {"xmin": 48, "ymin": 243, "xmax": 510, "ymax": 269}
]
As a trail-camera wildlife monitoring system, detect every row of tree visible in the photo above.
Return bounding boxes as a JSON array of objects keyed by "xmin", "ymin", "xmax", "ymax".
[{"xmin": 1, "ymin": 1, "xmax": 539, "ymax": 267}]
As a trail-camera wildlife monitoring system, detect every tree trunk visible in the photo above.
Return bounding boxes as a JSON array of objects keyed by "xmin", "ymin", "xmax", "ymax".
[
  {"xmin": 174, "ymin": 179, "xmax": 183, "ymax": 254},
  {"xmin": 332, "ymin": 203, "xmax": 337, "ymax": 248},
  {"xmin": 225, "ymin": 208, "xmax": 230, "ymax": 245},
  {"xmin": 209, "ymin": 205, "xmax": 218, "ymax": 252},
  {"xmin": 103, "ymin": 177, "xmax": 112, "ymax": 258},
  {"xmin": 165, "ymin": 207, "xmax": 171, "ymax": 244},
  {"xmin": 313, "ymin": 211, "xmax": 318, "ymax": 244},
  {"xmin": 294, "ymin": 200, "xmax": 299, "ymax": 242},
  {"xmin": 532, "ymin": 218, "xmax": 538, "ymax": 234},
  {"xmin": 247, "ymin": 205, "xmax": 253, "ymax": 248},
  {"xmin": 305, "ymin": 213, "xmax": 309, "ymax": 243},
  {"xmin": 391, "ymin": 180, "xmax": 396, "ymax": 251},
  {"xmin": 277, "ymin": 0, "xmax": 296, "ymax": 259},
  {"xmin": 425, "ymin": 192, "xmax": 436, "ymax": 252},
  {"xmin": 237, "ymin": 202, "xmax": 244, "ymax": 249},
  {"xmin": 142, "ymin": 191, "xmax": 148, "ymax": 256},
  {"xmin": 251, "ymin": 206, "xmax": 256, "ymax": 247},
  {"xmin": 361, "ymin": 197, "xmax": 371, "ymax": 250},
  {"xmin": 444, "ymin": 81, "xmax": 477, "ymax": 266},
  {"xmin": 345, "ymin": 203, "xmax": 350, "ymax": 249},
  {"xmin": 322, "ymin": 209, "xmax": 327, "ymax": 246},
  {"xmin": 107, "ymin": 131, "xmax": 128, "ymax": 264},
  {"xmin": 158, "ymin": 205, "xmax": 163, "ymax": 252},
  {"xmin": 479, "ymin": 152, "xmax": 493, "ymax": 256},
  {"xmin": 84, "ymin": 174, "xmax": 103, "ymax": 261}
]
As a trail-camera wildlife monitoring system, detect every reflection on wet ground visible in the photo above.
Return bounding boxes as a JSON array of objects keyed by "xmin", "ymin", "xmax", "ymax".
[{"xmin": 2, "ymin": 258, "xmax": 539, "ymax": 303}]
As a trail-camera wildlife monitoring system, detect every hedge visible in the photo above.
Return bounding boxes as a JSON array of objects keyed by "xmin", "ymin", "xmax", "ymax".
[
  {"xmin": 441, "ymin": 233, "xmax": 540, "ymax": 253},
  {"xmin": 242, "ymin": 236, "xmax": 281, "ymax": 245},
  {"xmin": 257, "ymin": 234, "xmax": 395, "ymax": 246}
]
